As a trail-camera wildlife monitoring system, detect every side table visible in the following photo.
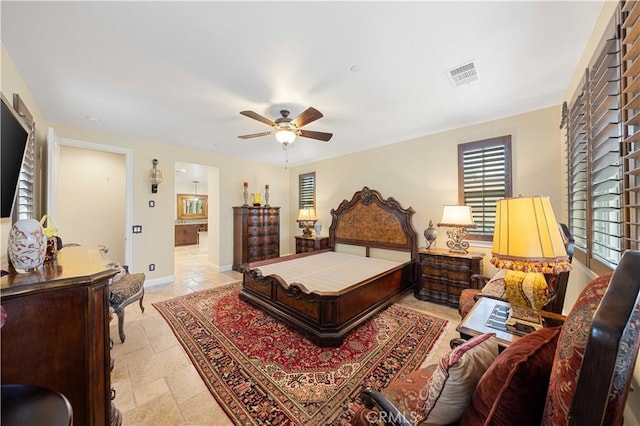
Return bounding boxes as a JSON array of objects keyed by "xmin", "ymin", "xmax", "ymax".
[
  {"xmin": 295, "ymin": 236, "xmax": 329, "ymax": 253},
  {"xmin": 456, "ymin": 297, "xmax": 566, "ymax": 349}
]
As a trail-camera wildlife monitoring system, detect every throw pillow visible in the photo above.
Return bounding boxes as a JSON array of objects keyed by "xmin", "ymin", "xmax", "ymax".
[
  {"xmin": 417, "ymin": 333, "xmax": 498, "ymax": 424},
  {"xmin": 461, "ymin": 326, "xmax": 561, "ymax": 426},
  {"xmin": 481, "ymin": 269, "xmax": 507, "ymax": 299}
]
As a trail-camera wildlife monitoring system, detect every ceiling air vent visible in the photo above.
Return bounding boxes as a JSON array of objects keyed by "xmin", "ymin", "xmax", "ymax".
[{"xmin": 448, "ymin": 61, "xmax": 478, "ymax": 86}]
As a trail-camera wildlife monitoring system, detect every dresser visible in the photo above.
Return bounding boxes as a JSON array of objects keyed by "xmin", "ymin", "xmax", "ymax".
[
  {"xmin": 415, "ymin": 248, "xmax": 484, "ymax": 307},
  {"xmin": 295, "ymin": 236, "xmax": 329, "ymax": 253},
  {"xmin": 1, "ymin": 246, "xmax": 119, "ymax": 426},
  {"xmin": 232, "ymin": 206, "xmax": 280, "ymax": 271}
]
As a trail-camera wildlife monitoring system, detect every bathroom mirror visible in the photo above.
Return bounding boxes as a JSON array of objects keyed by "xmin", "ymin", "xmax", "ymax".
[{"xmin": 177, "ymin": 194, "xmax": 208, "ymax": 219}]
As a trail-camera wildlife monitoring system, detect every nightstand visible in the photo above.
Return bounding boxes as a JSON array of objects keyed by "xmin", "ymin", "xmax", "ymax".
[
  {"xmin": 295, "ymin": 236, "xmax": 329, "ymax": 253},
  {"xmin": 415, "ymin": 248, "xmax": 484, "ymax": 307}
]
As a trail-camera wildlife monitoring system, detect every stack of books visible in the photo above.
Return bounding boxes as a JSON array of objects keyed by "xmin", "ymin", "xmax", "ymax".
[{"xmin": 505, "ymin": 306, "xmax": 543, "ymax": 336}]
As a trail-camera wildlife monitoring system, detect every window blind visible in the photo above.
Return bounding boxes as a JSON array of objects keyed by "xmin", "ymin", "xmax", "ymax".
[
  {"xmin": 298, "ymin": 172, "xmax": 316, "ymax": 210},
  {"xmin": 622, "ymin": 0, "xmax": 640, "ymax": 252},
  {"xmin": 458, "ymin": 136, "xmax": 512, "ymax": 240},
  {"xmin": 565, "ymin": 5, "xmax": 636, "ymax": 273}
]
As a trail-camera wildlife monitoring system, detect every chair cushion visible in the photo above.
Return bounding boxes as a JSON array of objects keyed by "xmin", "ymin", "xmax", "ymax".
[
  {"xmin": 461, "ymin": 326, "xmax": 561, "ymax": 426},
  {"xmin": 542, "ymin": 272, "xmax": 613, "ymax": 425},
  {"xmin": 419, "ymin": 333, "xmax": 498, "ymax": 425},
  {"xmin": 109, "ymin": 273, "xmax": 145, "ymax": 305}
]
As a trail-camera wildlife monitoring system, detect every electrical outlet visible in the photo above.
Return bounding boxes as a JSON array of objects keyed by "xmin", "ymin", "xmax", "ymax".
[
  {"xmin": 148, "ymin": 200, "xmax": 155, "ymax": 208},
  {"xmin": 132, "ymin": 225, "xmax": 142, "ymax": 234},
  {"xmin": 149, "ymin": 264, "xmax": 155, "ymax": 271}
]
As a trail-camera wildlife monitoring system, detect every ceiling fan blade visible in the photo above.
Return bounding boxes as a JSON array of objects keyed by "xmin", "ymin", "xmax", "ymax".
[
  {"xmin": 298, "ymin": 129, "xmax": 333, "ymax": 142},
  {"xmin": 240, "ymin": 111, "xmax": 275, "ymax": 127},
  {"xmin": 291, "ymin": 107, "xmax": 323, "ymax": 128},
  {"xmin": 238, "ymin": 131, "xmax": 272, "ymax": 139}
]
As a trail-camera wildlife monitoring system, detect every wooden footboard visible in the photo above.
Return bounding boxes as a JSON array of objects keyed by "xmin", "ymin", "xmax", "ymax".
[{"xmin": 240, "ymin": 260, "xmax": 414, "ymax": 347}]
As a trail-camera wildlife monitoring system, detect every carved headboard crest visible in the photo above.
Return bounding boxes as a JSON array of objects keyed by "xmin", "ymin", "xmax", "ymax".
[{"xmin": 328, "ymin": 187, "xmax": 417, "ymax": 259}]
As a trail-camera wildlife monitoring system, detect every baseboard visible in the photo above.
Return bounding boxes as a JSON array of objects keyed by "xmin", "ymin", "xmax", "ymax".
[{"xmin": 144, "ymin": 275, "xmax": 175, "ymax": 287}]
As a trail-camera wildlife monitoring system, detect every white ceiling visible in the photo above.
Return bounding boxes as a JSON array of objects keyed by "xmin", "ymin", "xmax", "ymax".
[{"xmin": 2, "ymin": 1, "xmax": 603, "ymax": 171}]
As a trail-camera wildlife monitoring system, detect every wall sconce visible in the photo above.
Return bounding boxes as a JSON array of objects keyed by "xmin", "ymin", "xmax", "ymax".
[
  {"xmin": 150, "ymin": 159, "xmax": 163, "ymax": 193},
  {"xmin": 297, "ymin": 208, "xmax": 317, "ymax": 237},
  {"xmin": 437, "ymin": 205, "xmax": 476, "ymax": 254}
]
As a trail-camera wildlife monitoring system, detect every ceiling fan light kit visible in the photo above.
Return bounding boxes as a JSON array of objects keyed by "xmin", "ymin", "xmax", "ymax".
[{"xmin": 238, "ymin": 107, "xmax": 333, "ymax": 146}]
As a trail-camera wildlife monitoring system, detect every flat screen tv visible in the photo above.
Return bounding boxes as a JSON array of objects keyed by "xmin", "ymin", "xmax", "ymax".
[{"xmin": 1, "ymin": 95, "xmax": 30, "ymax": 219}]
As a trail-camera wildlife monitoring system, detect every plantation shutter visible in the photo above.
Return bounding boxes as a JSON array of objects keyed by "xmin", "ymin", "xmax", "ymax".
[
  {"xmin": 458, "ymin": 135, "xmax": 512, "ymax": 241},
  {"xmin": 589, "ymin": 28, "xmax": 622, "ymax": 269},
  {"xmin": 567, "ymin": 77, "xmax": 589, "ymax": 260},
  {"xmin": 15, "ymin": 127, "xmax": 35, "ymax": 220},
  {"xmin": 622, "ymin": 0, "xmax": 640, "ymax": 252},
  {"xmin": 298, "ymin": 172, "xmax": 316, "ymax": 210}
]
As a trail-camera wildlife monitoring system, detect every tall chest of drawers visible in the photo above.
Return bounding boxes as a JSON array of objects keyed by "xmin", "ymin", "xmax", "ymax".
[
  {"xmin": 232, "ymin": 206, "xmax": 280, "ymax": 271},
  {"xmin": 415, "ymin": 248, "xmax": 484, "ymax": 307}
]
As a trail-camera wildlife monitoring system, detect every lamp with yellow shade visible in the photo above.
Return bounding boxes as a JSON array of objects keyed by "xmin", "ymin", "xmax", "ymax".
[
  {"xmin": 491, "ymin": 196, "xmax": 572, "ymax": 330},
  {"xmin": 297, "ymin": 208, "xmax": 317, "ymax": 238}
]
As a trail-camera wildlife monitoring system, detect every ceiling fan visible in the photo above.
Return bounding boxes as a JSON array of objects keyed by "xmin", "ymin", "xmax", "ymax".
[{"xmin": 238, "ymin": 107, "xmax": 333, "ymax": 146}]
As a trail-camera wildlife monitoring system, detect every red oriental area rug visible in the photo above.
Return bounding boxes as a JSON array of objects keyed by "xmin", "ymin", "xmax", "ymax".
[{"xmin": 153, "ymin": 282, "xmax": 448, "ymax": 425}]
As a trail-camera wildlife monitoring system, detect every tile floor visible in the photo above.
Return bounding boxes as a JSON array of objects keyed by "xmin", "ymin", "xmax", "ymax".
[{"xmin": 110, "ymin": 245, "xmax": 462, "ymax": 425}]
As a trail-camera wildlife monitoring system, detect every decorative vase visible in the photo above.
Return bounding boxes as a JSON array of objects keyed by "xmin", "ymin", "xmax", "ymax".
[
  {"xmin": 8, "ymin": 218, "xmax": 47, "ymax": 272},
  {"xmin": 424, "ymin": 220, "xmax": 438, "ymax": 249},
  {"xmin": 314, "ymin": 223, "xmax": 322, "ymax": 238},
  {"xmin": 252, "ymin": 193, "xmax": 262, "ymax": 206},
  {"xmin": 243, "ymin": 182, "xmax": 249, "ymax": 206}
]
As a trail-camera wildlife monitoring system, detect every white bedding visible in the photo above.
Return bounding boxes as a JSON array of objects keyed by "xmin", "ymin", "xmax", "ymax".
[{"xmin": 253, "ymin": 251, "xmax": 402, "ymax": 293}]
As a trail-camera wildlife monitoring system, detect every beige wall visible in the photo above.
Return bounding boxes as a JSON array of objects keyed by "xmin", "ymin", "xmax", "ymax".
[
  {"xmin": 1, "ymin": 44, "xmax": 291, "ymax": 280},
  {"xmin": 289, "ymin": 105, "xmax": 564, "ymax": 278}
]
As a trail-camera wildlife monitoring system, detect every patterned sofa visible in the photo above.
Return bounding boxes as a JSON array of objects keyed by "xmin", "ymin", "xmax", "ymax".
[{"xmin": 351, "ymin": 249, "xmax": 640, "ymax": 426}]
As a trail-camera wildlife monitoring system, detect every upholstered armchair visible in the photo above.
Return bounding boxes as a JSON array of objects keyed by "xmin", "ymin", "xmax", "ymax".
[
  {"xmin": 458, "ymin": 224, "xmax": 574, "ymax": 319},
  {"xmin": 351, "ymin": 249, "xmax": 640, "ymax": 426}
]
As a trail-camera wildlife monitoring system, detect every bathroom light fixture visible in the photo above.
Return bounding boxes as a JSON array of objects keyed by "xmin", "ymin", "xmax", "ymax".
[{"xmin": 150, "ymin": 159, "xmax": 163, "ymax": 193}]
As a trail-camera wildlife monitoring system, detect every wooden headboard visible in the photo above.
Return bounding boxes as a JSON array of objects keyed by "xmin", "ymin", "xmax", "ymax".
[{"xmin": 328, "ymin": 187, "xmax": 418, "ymax": 260}]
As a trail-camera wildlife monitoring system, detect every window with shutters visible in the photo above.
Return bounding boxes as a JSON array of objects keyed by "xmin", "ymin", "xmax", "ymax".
[
  {"xmin": 298, "ymin": 172, "xmax": 316, "ymax": 211},
  {"xmin": 564, "ymin": 2, "xmax": 639, "ymax": 274},
  {"xmin": 458, "ymin": 136, "xmax": 513, "ymax": 241}
]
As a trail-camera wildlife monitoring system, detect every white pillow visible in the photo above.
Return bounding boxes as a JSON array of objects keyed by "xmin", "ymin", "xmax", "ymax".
[{"xmin": 419, "ymin": 333, "xmax": 498, "ymax": 424}]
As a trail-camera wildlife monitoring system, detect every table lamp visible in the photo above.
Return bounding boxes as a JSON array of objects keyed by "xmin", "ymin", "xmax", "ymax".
[
  {"xmin": 297, "ymin": 208, "xmax": 317, "ymax": 237},
  {"xmin": 491, "ymin": 196, "xmax": 572, "ymax": 326},
  {"xmin": 437, "ymin": 205, "xmax": 477, "ymax": 254}
]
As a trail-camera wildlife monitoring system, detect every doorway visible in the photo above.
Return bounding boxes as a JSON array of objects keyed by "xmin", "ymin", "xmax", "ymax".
[{"xmin": 47, "ymin": 130, "xmax": 132, "ymax": 266}]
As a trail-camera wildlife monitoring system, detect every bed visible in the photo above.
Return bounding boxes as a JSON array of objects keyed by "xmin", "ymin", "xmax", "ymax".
[{"xmin": 240, "ymin": 187, "xmax": 418, "ymax": 347}]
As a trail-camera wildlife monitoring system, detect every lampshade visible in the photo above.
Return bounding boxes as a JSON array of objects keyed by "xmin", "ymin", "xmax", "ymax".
[
  {"xmin": 297, "ymin": 208, "xmax": 317, "ymax": 222},
  {"xmin": 438, "ymin": 205, "xmax": 476, "ymax": 228},
  {"xmin": 491, "ymin": 196, "xmax": 571, "ymax": 273},
  {"xmin": 275, "ymin": 129, "xmax": 296, "ymax": 145}
]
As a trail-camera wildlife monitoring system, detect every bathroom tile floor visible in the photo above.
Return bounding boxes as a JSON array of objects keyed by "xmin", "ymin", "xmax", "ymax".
[{"xmin": 110, "ymin": 245, "xmax": 462, "ymax": 425}]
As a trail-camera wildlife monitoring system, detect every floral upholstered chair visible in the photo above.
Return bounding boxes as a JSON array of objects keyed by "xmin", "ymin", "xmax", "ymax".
[{"xmin": 351, "ymin": 249, "xmax": 640, "ymax": 426}]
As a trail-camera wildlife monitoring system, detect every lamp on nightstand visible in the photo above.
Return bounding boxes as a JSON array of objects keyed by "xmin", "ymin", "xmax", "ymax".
[
  {"xmin": 437, "ymin": 205, "xmax": 476, "ymax": 254},
  {"xmin": 297, "ymin": 208, "xmax": 317, "ymax": 238},
  {"xmin": 491, "ymin": 196, "xmax": 572, "ymax": 330}
]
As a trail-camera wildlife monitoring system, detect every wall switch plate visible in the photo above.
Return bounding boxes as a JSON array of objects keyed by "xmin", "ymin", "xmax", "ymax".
[
  {"xmin": 149, "ymin": 200, "xmax": 155, "ymax": 208},
  {"xmin": 149, "ymin": 264, "xmax": 155, "ymax": 271},
  {"xmin": 132, "ymin": 225, "xmax": 142, "ymax": 234}
]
